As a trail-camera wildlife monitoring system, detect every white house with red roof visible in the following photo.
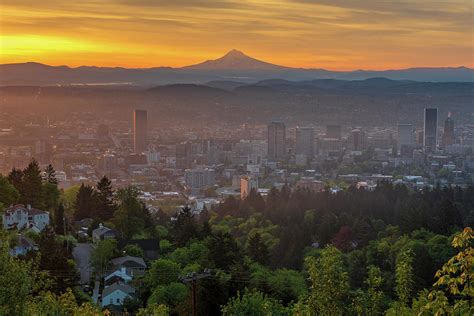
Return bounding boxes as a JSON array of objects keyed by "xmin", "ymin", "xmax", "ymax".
[{"xmin": 2, "ymin": 204, "xmax": 50, "ymax": 232}]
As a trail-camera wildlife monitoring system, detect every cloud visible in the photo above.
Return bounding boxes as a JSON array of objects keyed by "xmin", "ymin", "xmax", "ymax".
[{"xmin": 0, "ymin": 0, "xmax": 472, "ymax": 69}]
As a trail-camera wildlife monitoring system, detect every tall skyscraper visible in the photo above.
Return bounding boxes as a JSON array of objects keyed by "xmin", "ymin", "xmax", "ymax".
[
  {"xmin": 423, "ymin": 108, "xmax": 438, "ymax": 152},
  {"xmin": 326, "ymin": 125, "xmax": 342, "ymax": 139},
  {"xmin": 442, "ymin": 113, "xmax": 455, "ymax": 147},
  {"xmin": 398, "ymin": 124, "xmax": 414, "ymax": 147},
  {"xmin": 295, "ymin": 127, "xmax": 314, "ymax": 158},
  {"xmin": 267, "ymin": 121, "xmax": 286, "ymax": 160},
  {"xmin": 398, "ymin": 124, "xmax": 414, "ymax": 157},
  {"xmin": 133, "ymin": 110, "xmax": 147, "ymax": 153}
]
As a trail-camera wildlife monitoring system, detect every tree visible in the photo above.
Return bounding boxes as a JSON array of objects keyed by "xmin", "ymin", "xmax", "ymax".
[
  {"xmin": 7, "ymin": 167, "xmax": 24, "ymax": 193},
  {"xmin": 53, "ymin": 202, "xmax": 65, "ymax": 235},
  {"xmin": 113, "ymin": 186, "xmax": 146, "ymax": 239},
  {"xmin": 147, "ymin": 258, "xmax": 181, "ymax": 287},
  {"xmin": 42, "ymin": 182, "xmax": 60, "ymax": 212},
  {"xmin": 0, "ymin": 175, "xmax": 19, "ymax": 208},
  {"xmin": 96, "ymin": 175, "xmax": 116, "ymax": 220},
  {"xmin": 418, "ymin": 227, "xmax": 473, "ymax": 315},
  {"xmin": 137, "ymin": 304, "xmax": 169, "ymax": 316},
  {"xmin": 38, "ymin": 226, "xmax": 78, "ymax": 293},
  {"xmin": 122, "ymin": 244, "xmax": 144, "ymax": 257},
  {"xmin": 365, "ymin": 265, "xmax": 385, "ymax": 315},
  {"xmin": 148, "ymin": 282, "xmax": 188, "ymax": 310},
  {"xmin": 20, "ymin": 159, "xmax": 44, "ymax": 208},
  {"xmin": 91, "ymin": 239, "xmax": 117, "ymax": 276},
  {"xmin": 74, "ymin": 183, "xmax": 97, "ymax": 220},
  {"xmin": 331, "ymin": 225, "xmax": 355, "ymax": 252},
  {"xmin": 395, "ymin": 249, "xmax": 414, "ymax": 306},
  {"xmin": 221, "ymin": 290, "xmax": 288, "ymax": 316},
  {"xmin": 0, "ymin": 241, "xmax": 32, "ymax": 315},
  {"xmin": 247, "ymin": 232, "xmax": 270, "ymax": 265},
  {"xmin": 25, "ymin": 289, "xmax": 102, "ymax": 315},
  {"xmin": 43, "ymin": 164, "xmax": 58, "ymax": 185},
  {"xmin": 207, "ymin": 231, "xmax": 242, "ymax": 269},
  {"xmin": 305, "ymin": 246, "xmax": 350, "ymax": 315},
  {"xmin": 171, "ymin": 205, "xmax": 199, "ymax": 247}
]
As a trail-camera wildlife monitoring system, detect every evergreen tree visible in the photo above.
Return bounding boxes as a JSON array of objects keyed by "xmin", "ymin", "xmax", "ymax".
[
  {"xmin": 73, "ymin": 183, "xmax": 97, "ymax": 220},
  {"xmin": 43, "ymin": 164, "xmax": 58, "ymax": 185},
  {"xmin": 0, "ymin": 175, "xmax": 19, "ymax": 208},
  {"xmin": 53, "ymin": 202, "xmax": 65, "ymax": 235},
  {"xmin": 7, "ymin": 167, "xmax": 24, "ymax": 194},
  {"xmin": 113, "ymin": 186, "xmax": 146, "ymax": 239},
  {"xmin": 95, "ymin": 175, "xmax": 116, "ymax": 220},
  {"xmin": 22, "ymin": 159, "xmax": 45, "ymax": 209},
  {"xmin": 42, "ymin": 182, "xmax": 60, "ymax": 212},
  {"xmin": 247, "ymin": 232, "xmax": 270, "ymax": 265},
  {"xmin": 171, "ymin": 205, "xmax": 199, "ymax": 246},
  {"xmin": 38, "ymin": 226, "xmax": 78, "ymax": 293}
]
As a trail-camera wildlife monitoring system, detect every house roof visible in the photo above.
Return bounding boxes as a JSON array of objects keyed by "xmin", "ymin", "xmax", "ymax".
[
  {"xmin": 4, "ymin": 204, "xmax": 48, "ymax": 217},
  {"xmin": 92, "ymin": 225, "xmax": 112, "ymax": 236},
  {"xmin": 17, "ymin": 235, "xmax": 37, "ymax": 248},
  {"xmin": 102, "ymin": 282, "xmax": 135, "ymax": 298},
  {"xmin": 104, "ymin": 268, "xmax": 132, "ymax": 281},
  {"xmin": 110, "ymin": 255, "xmax": 146, "ymax": 268}
]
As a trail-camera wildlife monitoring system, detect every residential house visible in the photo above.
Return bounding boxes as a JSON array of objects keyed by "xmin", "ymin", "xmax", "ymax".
[
  {"xmin": 104, "ymin": 267, "xmax": 133, "ymax": 286},
  {"xmin": 101, "ymin": 282, "xmax": 135, "ymax": 308},
  {"xmin": 2, "ymin": 204, "xmax": 49, "ymax": 232},
  {"xmin": 92, "ymin": 224, "xmax": 116, "ymax": 243},
  {"xmin": 10, "ymin": 235, "xmax": 38, "ymax": 256},
  {"xmin": 110, "ymin": 255, "xmax": 147, "ymax": 277}
]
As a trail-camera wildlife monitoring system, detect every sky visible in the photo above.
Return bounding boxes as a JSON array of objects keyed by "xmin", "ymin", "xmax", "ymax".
[{"xmin": 0, "ymin": 0, "xmax": 473, "ymax": 70}]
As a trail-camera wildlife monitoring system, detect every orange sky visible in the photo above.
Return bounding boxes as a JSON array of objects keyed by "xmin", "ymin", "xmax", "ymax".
[{"xmin": 0, "ymin": 0, "xmax": 473, "ymax": 70}]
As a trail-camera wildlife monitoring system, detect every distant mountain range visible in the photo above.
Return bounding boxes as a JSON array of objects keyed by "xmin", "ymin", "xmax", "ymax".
[{"xmin": 1, "ymin": 50, "xmax": 473, "ymax": 85}]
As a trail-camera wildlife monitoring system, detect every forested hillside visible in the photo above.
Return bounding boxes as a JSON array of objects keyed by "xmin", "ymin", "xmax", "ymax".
[{"xmin": 0, "ymin": 160, "xmax": 472, "ymax": 315}]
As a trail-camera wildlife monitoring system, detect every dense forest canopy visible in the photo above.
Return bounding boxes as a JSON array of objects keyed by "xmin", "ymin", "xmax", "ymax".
[{"xmin": 0, "ymin": 160, "xmax": 472, "ymax": 314}]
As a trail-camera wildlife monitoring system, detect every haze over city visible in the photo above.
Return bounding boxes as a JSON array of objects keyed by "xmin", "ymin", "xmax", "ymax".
[{"xmin": 0, "ymin": 0, "xmax": 473, "ymax": 315}]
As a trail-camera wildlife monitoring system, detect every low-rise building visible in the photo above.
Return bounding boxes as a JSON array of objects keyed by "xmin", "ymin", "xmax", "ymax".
[
  {"xmin": 2, "ymin": 204, "xmax": 49, "ymax": 232},
  {"xmin": 92, "ymin": 224, "xmax": 117, "ymax": 243}
]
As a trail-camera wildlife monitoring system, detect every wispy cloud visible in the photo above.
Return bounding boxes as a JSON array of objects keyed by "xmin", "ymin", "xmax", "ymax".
[{"xmin": 0, "ymin": 0, "xmax": 472, "ymax": 69}]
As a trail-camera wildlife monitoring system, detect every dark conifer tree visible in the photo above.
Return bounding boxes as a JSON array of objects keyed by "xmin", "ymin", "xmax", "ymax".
[
  {"xmin": 74, "ymin": 183, "xmax": 97, "ymax": 220},
  {"xmin": 247, "ymin": 232, "xmax": 270, "ymax": 265},
  {"xmin": 21, "ymin": 159, "xmax": 44, "ymax": 209},
  {"xmin": 43, "ymin": 164, "xmax": 58, "ymax": 184},
  {"xmin": 95, "ymin": 175, "xmax": 116, "ymax": 220},
  {"xmin": 54, "ymin": 202, "xmax": 65, "ymax": 235},
  {"xmin": 7, "ymin": 167, "xmax": 24, "ymax": 193}
]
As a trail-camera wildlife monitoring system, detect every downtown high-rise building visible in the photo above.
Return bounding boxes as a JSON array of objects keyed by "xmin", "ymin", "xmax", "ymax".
[
  {"xmin": 295, "ymin": 126, "xmax": 314, "ymax": 158},
  {"xmin": 441, "ymin": 114, "xmax": 455, "ymax": 147},
  {"xmin": 133, "ymin": 110, "xmax": 147, "ymax": 153},
  {"xmin": 398, "ymin": 124, "xmax": 414, "ymax": 147},
  {"xmin": 398, "ymin": 124, "xmax": 415, "ymax": 157},
  {"xmin": 423, "ymin": 108, "xmax": 438, "ymax": 152},
  {"xmin": 267, "ymin": 121, "xmax": 286, "ymax": 160}
]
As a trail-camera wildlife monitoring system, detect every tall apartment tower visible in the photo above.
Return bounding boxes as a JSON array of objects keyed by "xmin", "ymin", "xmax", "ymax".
[
  {"xmin": 295, "ymin": 127, "xmax": 314, "ymax": 158},
  {"xmin": 423, "ymin": 108, "xmax": 438, "ymax": 152},
  {"xmin": 133, "ymin": 110, "xmax": 147, "ymax": 153},
  {"xmin": 442, "ymin": 114, "xmax": 455, "ymax": 147},
  {"xmin": 267, "ymin": 121, "xmax": 286, "ymax": 160}
]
